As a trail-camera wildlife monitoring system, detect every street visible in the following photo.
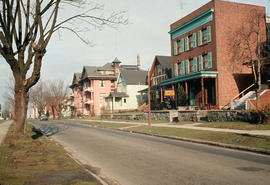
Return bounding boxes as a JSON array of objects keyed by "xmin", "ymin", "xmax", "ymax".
[{"xmin": 30, "ymin": 120, "xmax": 270, "ymax": 185}]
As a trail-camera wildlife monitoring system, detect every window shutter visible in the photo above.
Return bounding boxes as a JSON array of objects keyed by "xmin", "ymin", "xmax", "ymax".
[
  {"xmin": 193, "ymin": 33, "xmax": 197, "ymax": 48},
  {"xmin": 193, "ymin": 57, "xmax": 197, "ymax": 72},
  {"xmin": 185, "ymin": 37, "xmax": 189, "ymax": 51},
  {"xmin": 185, "ymin": 60, "xmax": 189, "ymax": 74},
  {"xmin": 174, "ymin": 41, "xmax": 177, "ymax": 55},
  {"xmin": 208, "ymin": 52, "xmax": 212, "ymax": 69},
  {"xmin": 198, "ymin": 30, "xmax": 202, "ymax": 46},
  {"xmin": 180, "ymin": 38, "xmax": 184, "ymax": 53},
  {"xmin": 174, "ymin": 63, "xmax": 178, "ymax": 76},
  {"xmin": 198, "ymin": 55, "xmax": 203, "ymax": 71},
  {"xmin": 207, "ymin": 26, "xmax": 211, "ymax": 43}
]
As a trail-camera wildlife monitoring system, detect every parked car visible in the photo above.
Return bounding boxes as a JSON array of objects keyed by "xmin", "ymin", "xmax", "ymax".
[{"xmin": 40, "ymin": 114, "xmax": 48, "ymax": 121}]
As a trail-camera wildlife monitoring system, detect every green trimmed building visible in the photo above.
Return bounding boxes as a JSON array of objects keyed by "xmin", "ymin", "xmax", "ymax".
[{"xmin": 160, "ymin": 0, "xmax": 266, "ymax": 109}]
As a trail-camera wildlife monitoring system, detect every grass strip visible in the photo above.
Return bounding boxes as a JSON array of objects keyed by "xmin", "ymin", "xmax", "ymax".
[
  {"xmin": 127, "ymin": 126, "xmax": 270, "ymax": 150},
  {"xmin": 0, "ymin": 123, "xmax": 100, "ymax": 185},
  {"xmin": 198, "ymin": 121, "xmax": 270, "ymax": 130},
  {"xmin": 58, "ymin": 119, "xmax": 137, "ymax": 128},
  {"xmin": 0, "ymin": 120, "xmax": 6, "ymax": 124}
]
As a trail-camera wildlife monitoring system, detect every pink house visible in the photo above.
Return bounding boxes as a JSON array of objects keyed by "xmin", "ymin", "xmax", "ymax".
[{"xmin": 70, "ymin": 58, "xmax": 121, "ymax": 116}]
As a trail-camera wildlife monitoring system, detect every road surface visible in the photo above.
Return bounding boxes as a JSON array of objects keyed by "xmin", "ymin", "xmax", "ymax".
[{"xmin": 30, "ymin": 120, "xmax": 270, "ymax": 185}]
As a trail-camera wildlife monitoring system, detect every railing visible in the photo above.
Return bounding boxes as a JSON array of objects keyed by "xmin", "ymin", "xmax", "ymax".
[
  {"xmin": 221, "ymin": 83, "xmax": 255, "ymax": 109},
  {"xmin": 84, "ymin": 87, "xmax": 93, "ymax": 92}
]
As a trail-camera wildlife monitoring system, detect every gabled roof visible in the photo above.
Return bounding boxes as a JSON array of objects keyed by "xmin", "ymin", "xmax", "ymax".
[
  {"xmin": 81, "ymin": 64, "xmax": 117, "ymax": 80},
  {"xmin": 155, "ymin": 56, "xmax": 171, "ymax": 69},
  {"xmin": 70, "ymin": 72, "xmax": 81, "ymax": 88},
  {"xmin": 98, "ymin": 63, "xmax": 114, "ymax": 71},
  {"xmin": 120, "ymin": 69, "xmax": 148, "ymax": 85}
]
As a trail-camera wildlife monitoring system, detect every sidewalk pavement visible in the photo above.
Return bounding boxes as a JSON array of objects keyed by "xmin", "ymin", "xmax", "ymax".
[
  {"xmin": 0, "ymin": 121, "xmax": 12, "ymax": 145},
  {"xmin": 83, "ymin": 119, "xmax": 270, "ymax": 137}
]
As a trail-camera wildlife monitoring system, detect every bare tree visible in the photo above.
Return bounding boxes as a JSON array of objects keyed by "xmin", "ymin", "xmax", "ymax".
[
  {"xmin": 0, "ymin": 0, "xmax": 127, "ymax": 134},
  {"xmin": 47, "ymin": 80, "xmax": 69, "ymax": 119},
  {"xmin": 229, "ymin": 9, "xmax": 270, "ymax": 108},
  {"xmin": 29, "ymin": 80, "xmax": 48, "ymax": 118}
]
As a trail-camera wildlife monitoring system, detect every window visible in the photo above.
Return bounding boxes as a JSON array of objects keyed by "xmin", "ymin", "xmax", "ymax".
[
  {"xmin": 202, "ymin": 26, "xmax": 211, "ymax": 44},
  {"xmin": 100, "ymin": 80, "xmax": 105, "ymax": 87},
  {"xmin": 184, "ymin": 37, "xmax": 189, "ymax": 51},
  {"xmin": 174, "ymin": 63, "xmax": 178, "ymax": 76},
  {"xmin": 198, "ymin": 55, "xmax": 203, "ymax": 71},
  {"xmin": 173, "ymin": 41, "xmax": 177, "ymax": 55},
  {"xmin": 202, "ymin": 29, "xmax": 208, "ymax": 44},
  {"xmin": 111, "ymin": 80, "xmax": 114, "ymax": 87},
  {"xmin": 180, "ymin": 61, "xmax": 185, "ymax": 76},
  {"xmin": 124, "ymin": 99, "xmax": 126, "ymax": 103},
  {"xmin": 203, "ymin": 52, "xmax": 212, "ymax": 69},
  {"xmin": 190, "ymin": 57, "xmax": 197, "ymax": 73},
  {"xmin": 185, "ymin": 60, "xmax": 189, "ymax": 74},
  {"xmin": 189, "ymin": 33, "xmax": 197, "ymax": 49},
  {"xmin": 178, "ymin": 38, "xmax": 184, "ymax": 53}
]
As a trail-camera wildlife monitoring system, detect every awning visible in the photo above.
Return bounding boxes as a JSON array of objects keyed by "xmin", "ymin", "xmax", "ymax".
[{"xmin": 160, "ymin": 71, "xmax": 218, "ymax": 86}]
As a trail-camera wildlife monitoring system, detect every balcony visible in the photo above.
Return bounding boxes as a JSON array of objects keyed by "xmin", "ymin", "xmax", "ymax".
[
  {"xmin": 84, "ymin": 87, "xmax": 93, "ymax": 93},
  {"xmin": 84, "ymin": 100, "xmax": 93, "ymax": 105}
]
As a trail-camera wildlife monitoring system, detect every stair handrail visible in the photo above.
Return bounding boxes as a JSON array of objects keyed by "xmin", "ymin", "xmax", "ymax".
[{"xmin": 221, "ymin": 83, "xmax": 255, "ymax": 109}]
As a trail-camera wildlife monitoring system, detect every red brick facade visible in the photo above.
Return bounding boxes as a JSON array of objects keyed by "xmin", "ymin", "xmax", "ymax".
[{"xmin": 169, "ymin": 0, "xmax": 266, "ymax": 108}]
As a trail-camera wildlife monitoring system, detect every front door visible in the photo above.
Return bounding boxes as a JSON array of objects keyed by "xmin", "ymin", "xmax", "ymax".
[{"xmin": 190, "ymin": 87, "xmax": 195, "ymax": 106}]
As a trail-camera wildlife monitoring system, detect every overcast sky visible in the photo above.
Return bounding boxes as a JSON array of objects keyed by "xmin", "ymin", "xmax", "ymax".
[{"xmin": 0, "ymin": 0, "xmax": 269, "ymax": 105}]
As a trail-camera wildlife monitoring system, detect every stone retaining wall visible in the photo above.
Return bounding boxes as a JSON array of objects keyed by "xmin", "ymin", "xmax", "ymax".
[
  {"xmin": 178, "ymin": 111, "xmax": 198, "ymax": 122},
  {"xmin": 101, "ymin": 111, "xmax": 170, "ymax": 121},
  {"xmin": 206, "ymin": 110, "xmax": 257, "ymax": 122},
  {"xmin": 101, "ymin": 110, "xmax": 260, "ymax": 123}
]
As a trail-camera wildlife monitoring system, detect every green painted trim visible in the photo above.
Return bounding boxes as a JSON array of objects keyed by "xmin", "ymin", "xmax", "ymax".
[
  {"xmin": 169, "ymin": 9, "xmax": 214, "ymax": 40},
  {"xmin": 160, "ymin": 71, "xmax": 218, "ymax": 86}
]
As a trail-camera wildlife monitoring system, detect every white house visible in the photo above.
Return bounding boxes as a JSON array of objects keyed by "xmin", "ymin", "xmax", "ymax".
[{"xmin": 105, "ymin": 69, "xmax": 148, "ymax": 111}]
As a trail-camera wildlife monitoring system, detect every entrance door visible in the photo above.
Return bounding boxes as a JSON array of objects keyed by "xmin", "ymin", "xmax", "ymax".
[{"xmin": 189, "ymin": 87, "xmax": 195, "ymax": 106}]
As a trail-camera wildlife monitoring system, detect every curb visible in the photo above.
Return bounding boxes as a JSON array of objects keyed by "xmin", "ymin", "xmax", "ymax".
[
  {"xmin": 53, "ymin": 120, "xmax": 270, "ymax": 156},
  {"xmin": 119, "ymin": 129, "xmax": 270, "ymax": 156}
]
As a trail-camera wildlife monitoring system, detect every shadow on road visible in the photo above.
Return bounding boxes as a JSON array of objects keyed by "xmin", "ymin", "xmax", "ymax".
[{"xmin": 30, "ymin": 120, "xmax": 70, "ymax": 137}]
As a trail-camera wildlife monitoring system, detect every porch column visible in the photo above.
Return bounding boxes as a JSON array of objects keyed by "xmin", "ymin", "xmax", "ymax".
[
  {"xmin": 185, "ymin": 81, "xmax": 188, "ymax": 101},
  {"xmin": 161, "ymin": 87, "xmax": 163, "ymax": 103},
  {"xmin": 172, "ymin": 84, "xmax": 175, "ymax": 100},
  {"xmin": 175, "ymin": 83, "xmax": 178, "ymax": 108},
  {"xmin": 201, "ymin": 78, "xmax": 205, "ymax": 105},
  {"xmin": 215, "ymin": 77, "xmax": 218, "ymax": 107}
]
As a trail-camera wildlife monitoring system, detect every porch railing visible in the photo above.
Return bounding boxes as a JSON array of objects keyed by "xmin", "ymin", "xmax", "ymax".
[{"xmin": 221, "ymin": 83, "xmax": 255, "ymax": 109}]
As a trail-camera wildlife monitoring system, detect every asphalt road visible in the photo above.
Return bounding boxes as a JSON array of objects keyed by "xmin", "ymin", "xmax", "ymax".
[{"xmin": 30, "ymin": 120, "xmax": 270, "ymax": 185}]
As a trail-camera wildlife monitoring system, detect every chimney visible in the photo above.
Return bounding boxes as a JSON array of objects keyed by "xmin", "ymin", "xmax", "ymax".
[
  {"xmin": 137, "ymin": 54, "xmax": 141, "ymax": 71},
  {"xmin": 112, "ymin": 57, "xmax": 121, "ymax": 74}
]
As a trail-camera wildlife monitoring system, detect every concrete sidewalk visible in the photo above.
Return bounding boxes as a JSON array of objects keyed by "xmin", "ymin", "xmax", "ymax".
[
  {"xmin": 83, "ymin": 119, "xmax": 270, "ymax": 137},
  {"xmin": 0, "ymin": 121, "xmax": 12, "ymax": 145}
]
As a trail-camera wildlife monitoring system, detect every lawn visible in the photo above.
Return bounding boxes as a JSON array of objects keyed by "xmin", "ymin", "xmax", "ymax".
[
  {"xmin": 198, "ymin": 121, "xmax": 270, "ymax": 130},
  {"xmin": 59, "ymin": 119, "xmax": 137, "ymax": 128},
  {"xmin": 101, "ymin": 119, "xmax": 171, "ymax": 124},
  {"xmin": 127, "ymin": 126, "xmax": 270, "ymax": 150},
  {"xmin": 0, "ymin": 123, "xmax": 100, "ymax": 185},
  {"xmin": 0, "ymin": 120, "xmax": 6, "ymax": 124}
]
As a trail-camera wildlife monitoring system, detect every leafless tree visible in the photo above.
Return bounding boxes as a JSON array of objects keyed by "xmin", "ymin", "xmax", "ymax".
[
  {"xmin": 229, "ymin": 9, "xmax": 270, "ymax": 108},
  {"xmin": 29, "ymin": 80, "xmax": 48, "ymax": 118},
  {"xmin": 0, "ymin": 0, "xmax": 127, "ymax": 134},
  {"xmin": 46, "ymin": 79, "xmax": 69, "ymax": 119}
]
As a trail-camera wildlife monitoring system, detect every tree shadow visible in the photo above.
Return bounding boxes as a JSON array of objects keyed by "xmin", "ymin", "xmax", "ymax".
[{"xmin": 31, "ymin": 127, "xmax": 44, "ymax": 140}]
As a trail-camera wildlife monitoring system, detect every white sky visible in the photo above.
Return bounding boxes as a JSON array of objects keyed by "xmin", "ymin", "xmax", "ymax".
[{"xmin": 0, "ymin": 0, "xmax": 269, "ymax": 105}]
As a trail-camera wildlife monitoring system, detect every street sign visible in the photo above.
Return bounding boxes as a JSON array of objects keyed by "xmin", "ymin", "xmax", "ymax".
[{"xmin": 165, "ymin": 90, "xmax": 175, "ymax": 96}]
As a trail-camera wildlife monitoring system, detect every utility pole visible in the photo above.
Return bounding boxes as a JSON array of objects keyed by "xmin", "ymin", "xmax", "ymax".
[{"xmin": 148, "ymin": 70, "xmax": 151, "ymax": 127}]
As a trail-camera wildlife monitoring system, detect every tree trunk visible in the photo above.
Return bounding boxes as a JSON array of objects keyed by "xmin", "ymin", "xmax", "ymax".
[{"xmin": 14, "ymin": 82, "xmax": 29, "ymax": 135}]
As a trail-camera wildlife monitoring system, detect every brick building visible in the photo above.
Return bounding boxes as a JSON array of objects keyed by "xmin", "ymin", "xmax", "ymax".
[{"xmin": 160, "ymin": 0, "xmax": 267, "ymax": 109}]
